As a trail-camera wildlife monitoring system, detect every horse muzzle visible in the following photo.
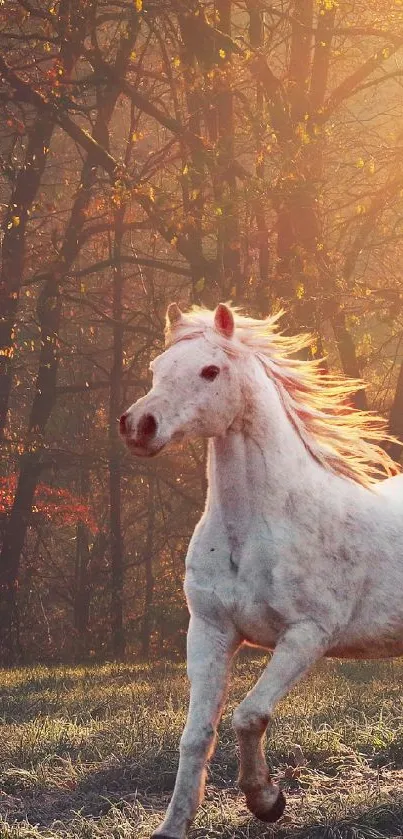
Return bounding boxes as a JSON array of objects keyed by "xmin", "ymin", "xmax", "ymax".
[{"xmin": 120, "ymin": 410, "xmax": 165, "ymax": 457}]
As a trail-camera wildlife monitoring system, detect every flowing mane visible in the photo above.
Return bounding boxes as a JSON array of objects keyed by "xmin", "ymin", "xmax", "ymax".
[{"xmin": 165, "ymin": 305, "xmax": 400, "ymax": 488}]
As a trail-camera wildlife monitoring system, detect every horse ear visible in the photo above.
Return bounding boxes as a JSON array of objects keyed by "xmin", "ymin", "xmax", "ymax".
[
  {"xmin": 214, "ymin": 303, "xmax": 234, "ymax": 338},
  {"xmin": 166, "ymin": 302, "xmax": 182, "ymax": 327}
]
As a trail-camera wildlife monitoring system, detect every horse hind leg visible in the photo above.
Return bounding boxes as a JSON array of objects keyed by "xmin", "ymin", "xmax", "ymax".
[{"xmin": 232, "ymin": 622, "xmax": 328, "ymax": 822}]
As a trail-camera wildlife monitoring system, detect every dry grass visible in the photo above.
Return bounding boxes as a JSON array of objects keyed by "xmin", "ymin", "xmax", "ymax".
[{"xmin": 1, "ymin": 656, "xmax": 403, "ymax": 838}]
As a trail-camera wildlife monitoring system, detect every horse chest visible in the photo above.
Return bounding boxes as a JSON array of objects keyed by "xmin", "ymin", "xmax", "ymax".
[
  {"xmin": 185, "ymin": 540, "xmax": 285, "ymax": 649},
  {"xmin": 231, "ymin": 580, "xmax": 285, "ymax": 647}
]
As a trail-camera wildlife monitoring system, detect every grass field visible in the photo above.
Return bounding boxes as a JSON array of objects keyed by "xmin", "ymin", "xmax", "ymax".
[{"xmin": 1, "ymin": 657, "xmax": 403, "ymax": 838}]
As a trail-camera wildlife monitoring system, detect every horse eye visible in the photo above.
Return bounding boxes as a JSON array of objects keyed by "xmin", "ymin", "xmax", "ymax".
[{"xmin": 200, "ymin": 365, "xmax": 220, "ymax": 381}]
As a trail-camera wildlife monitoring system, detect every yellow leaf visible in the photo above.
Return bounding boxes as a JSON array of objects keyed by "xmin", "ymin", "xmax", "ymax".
[
  {"xmin": 296, "ymin": 282, "xmax": 305, "ymax": 299},
  {"xmin": 219, "ymin": 48, "xmax": 226, "ymax": 59},
  {"xmin": 135, "ymin": 0, "xmax": 142, "ymax": 10},
  {"xmin": 194, "ymin": 277, "xmax": 205, "ymax": 292},
  {"xmin": 355, "ymin": 158, "xmax": 365, "ymax": 168}
]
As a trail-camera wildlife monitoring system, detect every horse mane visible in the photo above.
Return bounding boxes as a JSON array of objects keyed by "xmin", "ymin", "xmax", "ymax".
[{"xmin": 165, "ymin": 305, "xmax": 400, "ymax": 488}]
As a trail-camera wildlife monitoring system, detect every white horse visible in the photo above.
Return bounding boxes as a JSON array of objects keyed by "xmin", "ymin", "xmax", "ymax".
[{"xmin": 120, "ymin": 302, "xmax": 403, "ymax": 839}]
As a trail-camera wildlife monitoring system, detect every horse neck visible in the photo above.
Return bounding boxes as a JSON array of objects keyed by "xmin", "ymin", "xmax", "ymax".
[{"xmin": 207, "ymin": 356, "xmax": 323, "ymax": 523}]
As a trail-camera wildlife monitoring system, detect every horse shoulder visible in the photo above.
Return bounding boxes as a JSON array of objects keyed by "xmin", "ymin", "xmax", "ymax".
[{"xmin": 183, "ymin": 512, "xmax": 236, "ymax": 625}]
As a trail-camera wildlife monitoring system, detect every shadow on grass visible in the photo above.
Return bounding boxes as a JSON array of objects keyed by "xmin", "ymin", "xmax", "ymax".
[
  {"xmin": 3, "ymin": 728, "xmax": 403, "ymax": 828},
  {"xmin": 0, "ymin": 756, "xmax": 166, "ymax": 825},
  {"xmin": 4, "ymin": 774, "xmax": 403, "ymax": 839},
  {"xmin": 0, "ymin": 662, "xmax": 184, "ymax": 725},
  {"xmin": 0, "ymin": 658, "xmax": 397, "ymax": 727},
  {"xmin": 272, "ymin": 797, "xmax": 403, "ymax": 839},
  {"xmin": 204, "ymin": 796, "xmax": 403, "ymax": 839}
]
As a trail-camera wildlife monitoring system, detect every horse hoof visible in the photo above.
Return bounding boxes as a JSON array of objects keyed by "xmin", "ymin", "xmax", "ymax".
[{"xmin": 254, "ymin": 789, "xmax": 286, "ymax": 823}]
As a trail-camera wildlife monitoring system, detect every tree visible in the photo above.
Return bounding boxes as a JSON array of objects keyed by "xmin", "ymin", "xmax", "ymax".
[{"xmin": 1, "ymin": 0, "xmax": 403, "ymax": 663}]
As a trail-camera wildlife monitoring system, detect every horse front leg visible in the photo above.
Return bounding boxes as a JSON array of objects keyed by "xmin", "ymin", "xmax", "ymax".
[
  {"xmin": 232, "ymin": 621, "xmax": 328, "ymax": 823},
  {"xmin": 151, "ymin": 615, "xmax": 239, "ymax": 839}
]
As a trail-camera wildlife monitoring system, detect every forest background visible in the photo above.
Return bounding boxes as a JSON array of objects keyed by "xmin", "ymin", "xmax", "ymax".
[{"xmin": 1, "ymin": 0, "xmax": 403, "ymax": 667}]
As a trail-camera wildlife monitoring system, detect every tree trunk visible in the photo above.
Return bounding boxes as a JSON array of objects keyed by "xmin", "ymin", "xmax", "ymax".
[
  {"xmin": 141, "ymin": 475, "xmax": 156, "ymax": 660},
  {"xmin": 0, "ymin": 16, "xmax": 139, "ymax": 665},
  {"xmin": 388, "ymin": 360, "xmax": 403, "ymax": 462},
  {"xmin": 331, "ymin": 312, "xmax": 368, "ymax": 410},
  {"xmin": 248, "ymin": 0, "xmax": 270, "ymax": 315},
  {"xmin": 0, "ymin": 0, "xmax": 84, "ymax": 437},
  {"xmin": 74, "ymin": 465, "xmax": 91, "ymax": 659},
  {"xmin": 178, "ymin": 20, "xmax": 208, "ymax": 304},
  {"xmin": 0, "ymin": 116, "xmax": 55, "ymax": 437},
  {"xmin": 288, "ymin": 0, "xmax": 314, "ymax": 122},
  {"xmin": 215, "ymin": 0, "xmax": 241, "ymax": 302},
  {"xmin": 109, "ymin": 206, "xmax": 125, "ymax": 661}
]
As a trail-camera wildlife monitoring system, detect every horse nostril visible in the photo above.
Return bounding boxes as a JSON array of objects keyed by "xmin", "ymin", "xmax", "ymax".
[
  {"xmin": 119, "ymin": 413, "xmax": 127, "ymax": 434},
  {"xmin": 137, "ymin": 413, "xmax": 157, "ymax": 441}
]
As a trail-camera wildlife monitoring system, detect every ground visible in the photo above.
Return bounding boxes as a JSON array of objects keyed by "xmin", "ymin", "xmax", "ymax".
[{"xmin": 1, "ymin": 656, "xmax": 403, "ymax": 838}]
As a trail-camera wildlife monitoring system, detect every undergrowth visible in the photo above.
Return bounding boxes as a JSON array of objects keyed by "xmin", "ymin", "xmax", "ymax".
[{"xmin": 0, "ymin": 656, "xmax": 403, "ymax": 838}]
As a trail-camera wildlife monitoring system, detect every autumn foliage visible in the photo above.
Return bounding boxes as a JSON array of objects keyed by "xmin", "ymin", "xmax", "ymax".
[{"xmin": 0, "ymin": 476, "xmax": 97, "ymax": 531}]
